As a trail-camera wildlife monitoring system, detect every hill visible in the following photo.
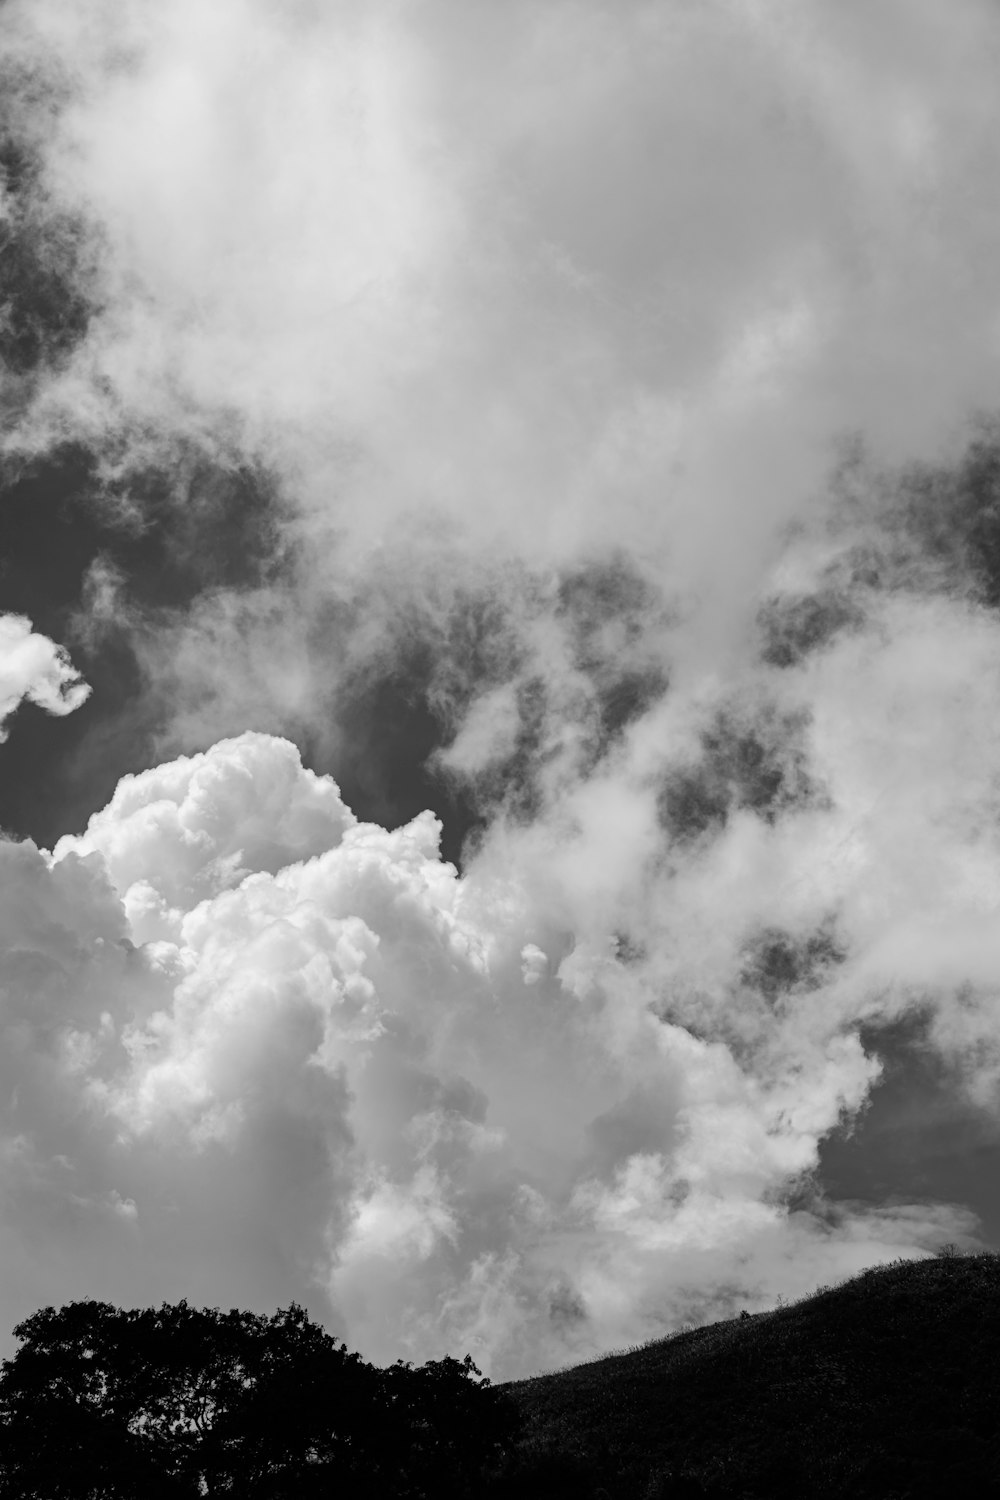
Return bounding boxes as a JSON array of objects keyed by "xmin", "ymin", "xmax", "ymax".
[{"xmin": 495, "ymin": 1251, "xmax": 1000, "ymax": 1498}]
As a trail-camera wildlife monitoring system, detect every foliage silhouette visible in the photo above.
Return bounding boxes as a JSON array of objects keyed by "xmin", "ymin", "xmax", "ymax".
[{"xmin": 0, "ymin": 1300, "xmax": 521, "ymax": 1498}]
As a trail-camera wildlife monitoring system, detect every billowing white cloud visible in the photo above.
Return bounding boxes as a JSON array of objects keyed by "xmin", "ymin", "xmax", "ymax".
[
  {"xmin": 0, "ymin": 614, "xmax": 90, "ymax": 741},
  {"xmin": 56, "ymin": 732, "xmax": 356, "ymax": 936},
  {"xmin": 0, "ymin": 731, "xmax": 977, "ymax": 1379}
]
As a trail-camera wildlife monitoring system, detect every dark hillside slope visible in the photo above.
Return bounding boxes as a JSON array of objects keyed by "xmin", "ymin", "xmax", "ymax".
[{"xmin": 498, "ymin": 1253, "xmax": 1000, "ymax": 1498}]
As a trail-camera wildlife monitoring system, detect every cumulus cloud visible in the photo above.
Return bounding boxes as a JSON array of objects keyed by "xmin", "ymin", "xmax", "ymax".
[
  {"xmin": 0, "ymin": 614, "xmax": 90, "ymax": 741},
  {"xmin": 0, "ymin": 732, "xmax": 975, "ymax": 1380},
  {"xmin": 1, "ymin": 0, "xmax": 1000, "ymax": 1380}
]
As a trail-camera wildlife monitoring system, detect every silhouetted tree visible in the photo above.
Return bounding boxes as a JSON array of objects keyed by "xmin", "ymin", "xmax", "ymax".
[{"xmin": 0, "ymin": 1299, "xmax": 521, "ymax": 1498}]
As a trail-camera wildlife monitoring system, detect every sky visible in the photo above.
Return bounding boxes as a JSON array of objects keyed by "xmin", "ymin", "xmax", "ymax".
[{"xmin": 1, "ymin": 0, "xmax": 1000, "ymax": 1382}]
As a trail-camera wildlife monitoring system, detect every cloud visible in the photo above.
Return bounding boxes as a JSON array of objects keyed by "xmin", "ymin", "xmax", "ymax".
[
  {"xmin": 7, "ymin": 0, "xmax": 1000, "ymax": 651},
  {"xmin": 0, "ymin": 0, "xmax": 987, "ymax": 850},
  {"xmin": 1, "ymin": 0, "xmax": 1000, "ymax": 1381},
  {"xmin": 0, "ymin": 731, "xmax": 974, "ymax": 1380},
  {"xmin": 0, "ymin": 615, "xmax": 90, "ymax": 741}
]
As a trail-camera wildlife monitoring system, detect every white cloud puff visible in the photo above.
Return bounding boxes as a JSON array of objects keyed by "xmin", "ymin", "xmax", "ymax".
[
  {"xmin": 55, "ymin": 732, "xmax": 356, "ymax": 939},
  {"xmin": 0, "ymin": 615, "xmax": 90, "ymax": 742}
]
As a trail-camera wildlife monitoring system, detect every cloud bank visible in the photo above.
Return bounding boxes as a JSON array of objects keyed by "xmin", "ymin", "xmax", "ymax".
[{"xmin": 0, "ymin": 0, "xmax": 999, "ymax": 1377}]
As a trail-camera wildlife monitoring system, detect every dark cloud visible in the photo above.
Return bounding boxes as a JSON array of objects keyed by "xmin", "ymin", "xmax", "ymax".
[
  {"xmin": 593, "ymin": 666, "xmax": 667, "ymax": 746},
  {"xmin": 0, "ymin": 61, "xmax": 291, "ymax": 847},
  {"xmin": 892, "ymin": 420, "xmax": 1000, "ymax": 607},
  {"xmin": 328, "ymin": 560, "xmax": 669, "ymax": 859},
  {"xmin": 787, "ymin": 421, "xmax": 1000, "ymax": 626},
  {"xmin": 658, "ymin": 703, "xmax": 819, "ymax": 844},
  {"xmin": 557, "ymin": 558, "xmax": 670, "ymax": 761},
  {"xmin": 556, "ymin": 557, "xmax": 662, "ymax": 664},
  {"xmin": 749, "ymin": 421, "xmax": 1000, "ymax": 686},
  {"xmin": 0, "ymin": 442, "xmax": 283, "ymax": 845},
  {"xmin": 587, "ymin": 1089, "xmax": 682, "ymax": 1182},
  {"xmin": 757, "ymin": 589, "xmax": 864, "ymax": 670},
  {"xmin": 548, "ymin": 1279, "xmax": 587, "ymax": 1331},
  {"xmin": 740, "ymin": 923, "xmax": 845, "ymax": 1006},
  {"xmin": 819, "ymin": 1012, "xmax": 1000, "ymax": 1245},
  {"xmin": 0, "ymin": 60, "xmax": 98, "ymax": 383},
  {"xmin": 323, "ymin": 597, "xmax": 510, "ymax": 864}
]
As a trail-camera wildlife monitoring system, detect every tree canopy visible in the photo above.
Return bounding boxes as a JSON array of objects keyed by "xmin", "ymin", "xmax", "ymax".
[{"xmin": 0, "ymin": 1299, "xmax": 521, "ymax": 1498}]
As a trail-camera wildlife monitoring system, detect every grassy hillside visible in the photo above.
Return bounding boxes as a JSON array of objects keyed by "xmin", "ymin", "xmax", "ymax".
[{"xmin": 495, "ymin": 1251, "xmax": 1000, "ymax": 1498}]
